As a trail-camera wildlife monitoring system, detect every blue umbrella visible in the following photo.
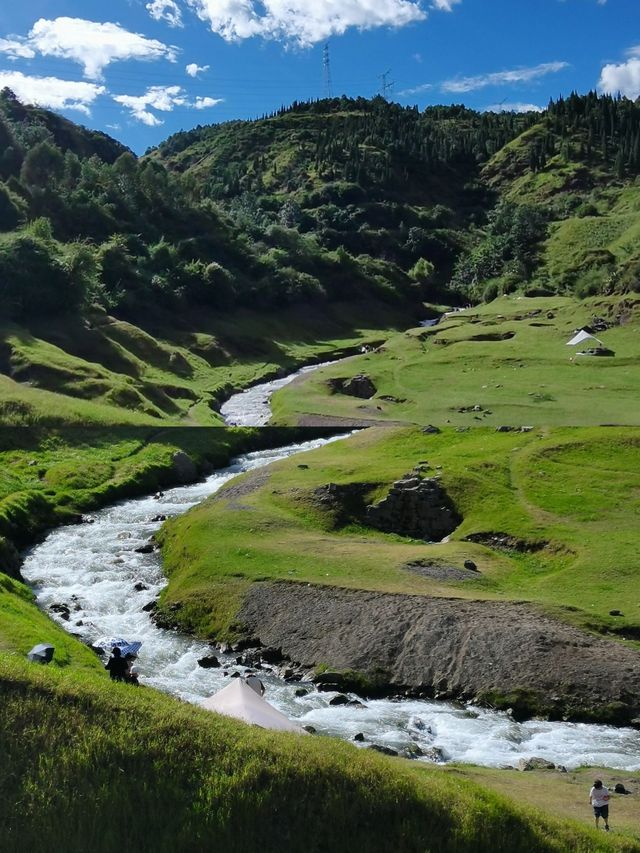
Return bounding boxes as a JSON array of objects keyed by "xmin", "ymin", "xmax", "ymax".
[
  {"xmin": 27, "ymin": 643, "xmax": 54, "ymax": 664},
  {"xmin": 94, "ymin": 637, "xmax": 142, "ymax": 657}
]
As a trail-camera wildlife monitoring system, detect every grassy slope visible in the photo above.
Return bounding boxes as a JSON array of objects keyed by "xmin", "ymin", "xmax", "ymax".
[
  {"xmin": 0, "ymin": 426, "xmax": 331, "ymax": 583},
  {"xmin": 158, "ymin": 425, "xmax": 640, "ymax": 643},
  {"xmin": 482, "ymin": 128, "xmax": 640, "ymax": 296},
  {"xmin": 444, "ymin": 764, "xmax": 640, "ymax": 840},
  {"xmin": 270, "ymin": 295, "xmax": 640, "ymax": 427},
  {"xmin": 0, "ymin": 299, "xmax": 411, "ymax": 427},
  {"xmin": 1, "ymin": 655, "xmax": 636, "ymax": 853}
]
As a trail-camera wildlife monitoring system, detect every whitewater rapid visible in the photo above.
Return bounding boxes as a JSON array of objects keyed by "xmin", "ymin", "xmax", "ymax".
[
  {"xmin": 220, "ymin": 359, "xmax": 339, "ymax": 425},
  {"xmin": 21, "ymin": 436, "xmax": 640, "ymax": 771}
]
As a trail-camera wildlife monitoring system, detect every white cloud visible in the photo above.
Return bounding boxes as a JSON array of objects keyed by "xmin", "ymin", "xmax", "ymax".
[
  {"xmin": 430, "ymin": 0, "xmax": 461, "ymax": 9},
  {"xmin": 599, "ymin": 57, "xmax": 640, "ymax": 100},
  {"xmin": 0, "ymin": 70, "xmax": 105, "ymax": 114},
  {"xmin": 1, "ymin": 17, "xmax": 177, "ymax": 80},
  {"xmin": 0, "ymin": 37, "xmax": 36, "ymax": 60},
  {"xmin": 399, "ymin": 61, "xmax": 567, "ymax": 99},
  {"xmin": 441, "ymin": 61, "xmax": 569, "ymax": 93},
  {"xmin": 146, "ymin": 0, "xmax": 184, "ymax": 28},
  {"xmin": 193, "ymin": 95, "xmax": 223, "ymax": 108},
  {"xmin": 598, "ymin": 45, "xmax": 640, "ymax": 100},
  {"xmin": 186, "ymin": 62, "xmax": 209, "ymax": 76},
  {"xmin": 399, "ymin": 82, "xmax": 433, "ymax": 96},
  {"xmin": 114, "ymin": 84, "xmax": 186, "ymax": 125},
  {"xmin": 485, "ymin": 102, "xmax": 544, "ymax": 113},
  {"xmin": 113, "ymin": 84, "xmax": 223, "ymax": 124},
  {"xmin": 186, "ymin": 0, "xmax": 428, "ymax": 45}
]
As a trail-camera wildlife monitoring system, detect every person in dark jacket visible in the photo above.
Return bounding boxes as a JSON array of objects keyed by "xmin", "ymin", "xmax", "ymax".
[{"xmin": 105, "ymin": 647, "xmax": 129, "ymax": 681}]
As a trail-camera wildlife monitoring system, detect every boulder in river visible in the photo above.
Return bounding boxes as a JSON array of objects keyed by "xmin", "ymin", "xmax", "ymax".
[
  {"xmin": 518, "ymin": 757, "xmax": 555, "ymax": 771},
  {"xmin": 198, "ymin": 655, "xmax": 220, "ymax": 669},
  {"xmin": 329, "ymin": 694, "xmax": 349, "ymax": 706},
  {"xmin": 49, "ymin": 603, "xmax": 70, "ymax": 621}
]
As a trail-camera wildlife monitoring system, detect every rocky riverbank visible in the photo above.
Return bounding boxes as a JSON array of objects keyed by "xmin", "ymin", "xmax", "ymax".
[{"xmin": 236, "ymin": 580, "xmax": 640, "ymax": 725}]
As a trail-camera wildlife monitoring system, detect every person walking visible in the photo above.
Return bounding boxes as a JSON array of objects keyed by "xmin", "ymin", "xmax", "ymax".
[{"xmin": 589, "ymin": 779, "xmax": 610, "ymax": 832}]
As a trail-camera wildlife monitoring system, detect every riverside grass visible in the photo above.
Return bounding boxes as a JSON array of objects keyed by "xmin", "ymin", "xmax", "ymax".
[
  {"xmin": 158, "ymin": 425, "xmax": 640, "ymax": 643},
  {"xmin": 0, "ymin": 297, "xmax": 410, "ymax": 427},
  {"xmin": 0, "ymin": 656, "xmax": 637, "ymax": 853},
  {"xmin": 269, "ymin": 295, "xmax": 640, "ymax": 428}
]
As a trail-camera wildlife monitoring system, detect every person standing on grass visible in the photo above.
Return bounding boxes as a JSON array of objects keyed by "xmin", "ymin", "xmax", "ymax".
[{"xmin": 589, "ymin": 779, "xmax": 610, "ymax": 832}]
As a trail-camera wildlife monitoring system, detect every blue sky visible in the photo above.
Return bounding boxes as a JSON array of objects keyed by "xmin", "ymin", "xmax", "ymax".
[{"xmin": 0, "ymin": 0, "xmax": 637, "ymax": 152}]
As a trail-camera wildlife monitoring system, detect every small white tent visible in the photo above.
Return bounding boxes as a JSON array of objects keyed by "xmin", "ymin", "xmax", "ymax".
[
  {"xmin": 566, "ymin": 329, "xmax": 603, "ymax": 347},
  {"xmin": 201, "ymin": 678, "xmax": 307, "ymax": 734}
]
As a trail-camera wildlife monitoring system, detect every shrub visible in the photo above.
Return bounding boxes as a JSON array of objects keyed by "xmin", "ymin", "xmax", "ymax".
[{"xmin": 0, "ymin": 233, "xmax": 82, "ymax": 317}]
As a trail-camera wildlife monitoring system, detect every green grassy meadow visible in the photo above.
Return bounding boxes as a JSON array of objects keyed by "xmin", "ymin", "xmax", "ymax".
[
  {"xmin": 158, "ymin": 425, "xmax": 640, "ymax": 643},
  {"xmin": 1, "ymin": 653, "xmax": 637, "ymax": 853},
  {"xmin": 270, "ymin": 295, "xmax": 640, "ymax": 427},
  {"xmin": 0, "ymin": 298, "xmax": 412, "ymax": 427}
]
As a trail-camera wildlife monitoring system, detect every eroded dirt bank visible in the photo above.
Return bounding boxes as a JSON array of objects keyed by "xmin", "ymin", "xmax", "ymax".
[{"xmin": 237, "ymin": 581, "xmax": 640, "ymax": 724}]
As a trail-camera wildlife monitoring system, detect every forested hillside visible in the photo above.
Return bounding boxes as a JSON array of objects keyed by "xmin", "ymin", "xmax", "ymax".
[{"xmin": 0, "ymin": 89, "xmax": 639, "ymax": 424}]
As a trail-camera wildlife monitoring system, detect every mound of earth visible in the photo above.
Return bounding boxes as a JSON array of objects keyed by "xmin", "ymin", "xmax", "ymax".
[
  {"xmin": 237, "ymin": 582, "xmax": 640, "ymax": 724},
  {"xmin": 403, "ymin": 559, "xmax": 478, "ymax": 582}
]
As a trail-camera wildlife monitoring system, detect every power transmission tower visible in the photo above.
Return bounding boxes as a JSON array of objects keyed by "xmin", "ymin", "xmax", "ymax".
[
  {"xmin": 379, "ymin": 69, "xmax": 394, "ymax": 99},
  {"xmin": 323, "ymin": 43, "xmax": 333, "ymax": 98}
]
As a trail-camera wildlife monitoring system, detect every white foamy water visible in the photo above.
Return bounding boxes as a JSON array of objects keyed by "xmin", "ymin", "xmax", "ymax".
[
  {"xmin": 21, "ymin": 436, "xmax": 640, "ymax": 770},
  {"xmin": 220, "ymin": 360, "xmax": 339, "ymax": 425}
]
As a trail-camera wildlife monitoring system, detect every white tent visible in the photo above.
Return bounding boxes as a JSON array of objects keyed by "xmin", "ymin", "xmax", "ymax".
[
  {"xmin": 566, "ymin": 329, "xmax": 603, "ymax": 347},
  {"xmin": 201, "ymin": 678, "xmax": 307, "ymax": 734}
]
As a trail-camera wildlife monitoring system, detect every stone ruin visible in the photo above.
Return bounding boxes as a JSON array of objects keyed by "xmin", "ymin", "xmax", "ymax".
[{"xmin": 365, "ymin": 472, "xmax": 461, "ymax": 542}]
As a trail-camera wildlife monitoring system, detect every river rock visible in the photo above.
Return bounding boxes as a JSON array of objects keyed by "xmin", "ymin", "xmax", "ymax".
[
  {"xmin": 198, "ymin": 655, "xmax": 221, "ymax": 669},
  {"xmin": 134, "ymin": 582, "xmax": 148, "ymax": 592},
  {"xmin": 518, "ymin": 757, "xmax": 555, "ymax": 771},
  {"xmin": 422, "ymin": 747, "xmax": 446, "ymax": 763},
  {"xmin": 50, "ymin": 603, "xmax": 70, "ymax": 621},
  {"xmin": 303, "ymin": 726, "xmax": 317, "ymax": 734},
  {"xmin": 354, "ymin": 732, "xmax": 366, "ymax": 742},
  {"xmin": 142, "ymin": 600, "xmax": 157, "ymax": 612},
  {"xmin": 404, "ymin": 745, "xmax": 425, "ymax": 759},
  {"xmin": 172, "ymin": 451, "xmax": 198, "ymax": 483},
  {"xmin": 294, "ymin": 688, "xmax": 309, "ymax": 698},
  {"xmin": 368, "ymin": 744, "xmax": 398, "ymax": 757},
  {"xmin": 329, "ymin": 694, "xmax": 349, "ymax": 706}
]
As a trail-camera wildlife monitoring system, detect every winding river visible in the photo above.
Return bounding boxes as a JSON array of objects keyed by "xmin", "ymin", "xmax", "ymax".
[
  {"xmin": 21, "ymin": 434, "xmax": 640, "ymax": 770},
  {"xmin": 220, "ymin": 359, "xmax": 339, "ymax": 425}
]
